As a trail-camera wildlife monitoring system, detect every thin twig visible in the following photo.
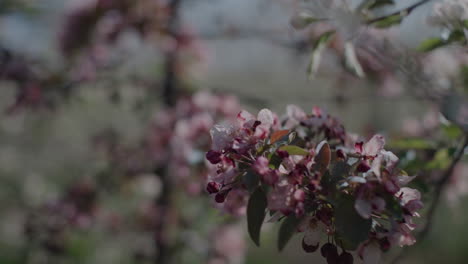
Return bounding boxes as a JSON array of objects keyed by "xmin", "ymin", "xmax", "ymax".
[
  {"xmin": 366, "ymin": 0, "xmax": 433, "ymax": 24},
  {"xmin": 390, "ymin": 133, "xmax": 468, "ymax": 264}
]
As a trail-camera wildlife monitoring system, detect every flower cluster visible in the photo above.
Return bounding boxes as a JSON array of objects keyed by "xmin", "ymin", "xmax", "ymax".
[
  {"xmin": 24, "ymin": 180, "xmax": 98, "ymax": 255},
  {"xmin": 428, "ymin": 0, "xmax": 468, "ymax": 28},
  {"xmin": 149, "ymin": 91, "xmax": 241, "ymax": 194},
  {"xmin": 206, "ymin": 106, "xmax": 423, "ymax": 263}
]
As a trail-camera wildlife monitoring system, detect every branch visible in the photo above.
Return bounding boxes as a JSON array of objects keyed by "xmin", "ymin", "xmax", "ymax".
[
  {"xmin": 390, "ymin": 133, "xmax": 468, "ymax": 264},
  {"xmin": 155, "ymin": 0, "xmax": 182, "ymax": 263},
  {"xmin": 366, "ymin": 0, "xmax": 433, "ymax": 24}
]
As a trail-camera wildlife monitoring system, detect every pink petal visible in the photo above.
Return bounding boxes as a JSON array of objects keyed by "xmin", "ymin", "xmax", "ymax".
[
  {"xmin": 363, "ymin": 134, "xmax": 385, "ymax": 157},
  {"xmin": 396, "ymin": 187, "xmax": 421, "ymax": 205},
  {"xmin": 286, "ymin": 105, "xmax": 306, "ymax": 120},
  {"xmin": 237, "ymin": 110, "xmax": 255, "ymax": 126},
  {"xmin": 210, "ymin": 124, "xmax": 235, "ymax": 151},
  {"xmin": 253, "ymin": 156, "xmax": 270, "ymax": 176}
]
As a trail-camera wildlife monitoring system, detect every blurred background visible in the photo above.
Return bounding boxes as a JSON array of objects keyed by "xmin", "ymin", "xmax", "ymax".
[{"xmin": 1, "ymin": 0, "xmax": 467, "ymax": 263}]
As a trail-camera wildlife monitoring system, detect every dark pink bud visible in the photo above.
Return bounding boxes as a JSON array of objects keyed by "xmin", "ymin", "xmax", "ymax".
[
  {"xmin": 379, "ymin": 238, "xmax": 391, "ymax": 252},
  {"xmin": 312, "ymin": 106, "xmax": 322, "ymax": 117},
  {"xmin": 206, "ymin": 150, "xmax": 222, "ymax": 164},
  {"xmin": 252, "ymin": 120, "xmax": 261, "ymax": 130},
  {"xmin": 206, "ymin": 182, "xmax": 220, "ymax": 194},
  {"xmin": 356, "ymin": 161, "xmax": 371, "ymax": 173},
  {"xmin": 215, "ymin": 192, "xmax": 227, "ymax": 203},
  {"xmin": 302, "ymin": 237, "xmax": 319, "ymax": 253},
  {"xmin": 354, "ymin": 142, "xmax": 364, "ymax": 154},
  {"xmin": 276, "ymin": 149, "xmax": 290, "ymax": 159},
  {"xmin": 336, "ymin": 149, "xmax": 346, "ymax": 160},
  {"xmin": 326, "ymin": 250, "xmax": 339, "ymax": 264},
  {"xmin": 338, "ymin": 251, "xmax": 354, "ymax": 264},
  {"xmin": 293, "ymin": 189, "xmax": 305, "ymax": 202},
  {"xmin": 321, "ymin": 243, "xmax": 337, "ymax": 258}
]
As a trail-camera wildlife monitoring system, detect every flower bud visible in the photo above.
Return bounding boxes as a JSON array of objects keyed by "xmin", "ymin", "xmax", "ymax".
[
  {"xmin": 321, "ymin": 243, "xmax": 338, "ymax": 258},
  {"xmin": 338, "ymin": 251, "xmax": 353, "ymax": 264},
  {"xmin": 215, "ymin": 192, "xmax": 227, "ymax": 203},
  {"xmin": 206, "ymin": 182, "xmax": 220, "ymax": 194},
  {"xmin": 356, "ymin": 161, "xmax": 371, "ymax": 173},
  {"xmin": 302, "ymin": 237, "xmax": 319, "ymax": 253},
  {"xmin": 206, "ymin": 150, "xmax": 222, "ymax": 164}
]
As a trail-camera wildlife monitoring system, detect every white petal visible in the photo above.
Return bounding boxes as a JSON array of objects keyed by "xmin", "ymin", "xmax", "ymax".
[
  {"xmin": 257, "ymin": 109, "xmax": 274, "ymax": 127},
  {"xmin": 348, "ymin": 176, "xmax": 366, "ymax": 184},
  {"xmin": 286, "ymin": 105, "xmax": 306, "ymax": 120},
  {"xmin": 396, "ymin": 175, "xmax": 416, "ymax": 186},
  {"xmin": 355, "ymin": 198, "xmax": 372, "ymax": 219},
  {"xmin": 381, "ymin": 150, "xmax": 399, "ymax": 168},
  {"xmin": 304, "ymin": 227, "xmax": 321, "ymax": 246},
  {"xmin": 210, "ymin": 124, "xmax": 235, "ymax": 151},
  {"xmin": 362, "ymin": 243, "xmax": 382, "ymax": 264},
  {"xmin": 370, "ymin": 155, "xmax": 383, "ymax": 180}
]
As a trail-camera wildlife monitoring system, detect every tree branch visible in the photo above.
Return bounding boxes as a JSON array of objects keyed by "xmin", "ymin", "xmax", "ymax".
[
  {"xmin": 366, "ymin": 0, "xmax": 433, "ymax": 24},
  {"xmin": 155, "ymin": 0, "xmax": 182, "ymax": 263}
]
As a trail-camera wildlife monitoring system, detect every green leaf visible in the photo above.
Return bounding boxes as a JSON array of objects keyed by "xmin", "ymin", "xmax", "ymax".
[
  {"xmin": 269, "ymin": 153, "xmax": 283, "ymax": 169},
  {"xmin": 442, "ymin": 124, "xmax": 463, "ymax": 140},
  {"xmin": 441, "ymin": 93, "xmax": 468, "ymax": 131},
  {"xmin": 387, "ymin": 138, "xmax": 434, "ymax": 150},
  {"xmin": 448, "ymin": 29, "xmax": 465, "ymax": 43},
  {"xmin": 278, "ymin": 215, "xmax": 301, "ymax": 251},
  {"xmin": 382, "ymin": 193, "xmax": 403, "ymax": 220},
  {"xmin": 334, "ymin": 196, "xmax": 372, "ymax": 250},
  {"xmin": 291, "ymin": 12, "xmax": 323, "ymax": 29},
  {"xmin": 358, "ymin": 0, "xmax": 394, "ymax": 11},
  {"xmin": 417, "ymin": 37, "xmax": 446, "ymax": 52},
  {"xmin": 372, "ymin": 14, "xmax": 403, "ymax": 28},
  {"xmin": 426, "ymin": 149, "xmax": 451, "ymax": 170},
  {"xmin": 247, "ymin": 187, "xmax": 268, "ymax": 246},
  {"xmin": 367, "ymin": 0, "xmax": 395, "ymax": 9},
  {"xmin": 344, "ymin": 42, "xmax": 365, "ymax": 77},
  {"xmin": 243, "ymin": 170, "xmax": 260, "ymax": 193},
  {"xmin": 460, "ymin": 65, "xmax": 468, "ymax": 92},
  {"xmin": 278, "ymin": 145, "xmax": 310, "ymax": 156},
  {"xmin": 307, "ymin": 31, "xmax": 335, "ymax": 79}
]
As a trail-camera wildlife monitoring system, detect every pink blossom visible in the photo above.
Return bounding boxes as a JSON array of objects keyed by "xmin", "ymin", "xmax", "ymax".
[{"xmin": 253, "ymin": 157, "xmax": 270, "ymax": 176}]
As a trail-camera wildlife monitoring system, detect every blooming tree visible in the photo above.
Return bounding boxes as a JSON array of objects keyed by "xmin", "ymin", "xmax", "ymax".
[{"xmin": 0, "ymin": 0, "xmax": 468, "ymax": 264}]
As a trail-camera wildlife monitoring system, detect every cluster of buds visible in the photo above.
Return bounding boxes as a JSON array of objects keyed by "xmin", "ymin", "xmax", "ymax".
[
  {"xmin": 206, "ymin": 106, "xmax": 423, "ymax": 263},
  {"xmin": 24, "ymin": 180, "xmax": 97, "ymax": 255}
]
